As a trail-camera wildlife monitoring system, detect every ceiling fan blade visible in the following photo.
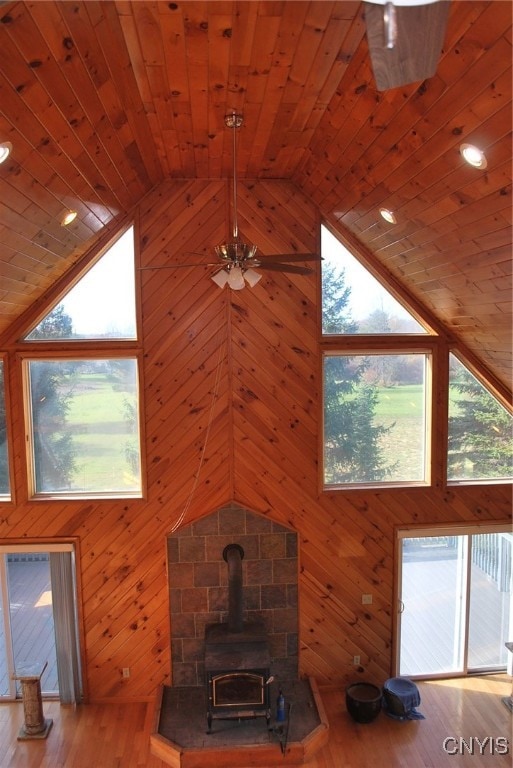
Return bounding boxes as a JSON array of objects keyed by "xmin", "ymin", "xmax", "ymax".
[
  {"xmin": 255, "ymin": 252, "xmax": 319, "ymax": 263},
  {"xmin": 140, "ymin": 262, "xmax": 219, "ymax": 270},
  {"xmin": 256, "ymin": 262, "xmax": 314, "ymax": 274},
  {"xmin": 364, "ymin": 1, "xmax": 450, "ymax": 91}
]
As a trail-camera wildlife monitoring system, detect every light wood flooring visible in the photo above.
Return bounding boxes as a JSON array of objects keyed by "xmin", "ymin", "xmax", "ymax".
[{"xmin": 0, "ymin": 675, "xmax": 511, "ymax": 767}]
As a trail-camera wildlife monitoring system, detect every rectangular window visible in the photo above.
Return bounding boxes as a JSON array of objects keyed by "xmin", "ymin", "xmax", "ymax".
[
  {"xmin": 323, "ymin": 352, "xmax": 429, "ymax": 486},
  {"xmin": 25, "ymin": 358, "xmax": 142, "ymax": 497}
]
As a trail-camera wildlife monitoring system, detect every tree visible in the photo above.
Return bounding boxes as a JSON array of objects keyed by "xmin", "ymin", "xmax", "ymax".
[
  {"xmin": 448, "ymin": 363, "xmax": 512, "ymax": 479},
  {"xmin": 0, "ymin": 363, "xmax": 8, "ymax": 494},
  {"xmin": 29, "ymin": 306, "xmax": 78, "ymax": 491},
  {"xmin": 322, "ymin": 262, "xmax": 394, "ymax": 483}
]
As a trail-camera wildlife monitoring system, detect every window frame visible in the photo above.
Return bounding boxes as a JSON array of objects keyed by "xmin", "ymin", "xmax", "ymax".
[
  {"xmin": 321, "ymin": 339, "xmax": 435, "ymax": 491},
  {"xmin": 446, "ymin": 349, "xmax": 513, "ymax": 486},
  {"xmin": 20, "ymin": 347, "xmax": 145, "ymax": 501}
]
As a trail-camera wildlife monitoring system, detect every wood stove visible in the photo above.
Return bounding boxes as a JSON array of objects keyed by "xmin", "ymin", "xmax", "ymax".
[{"xmin": 205, "ymin": 544, "xmax": 271, "ymax": 732}]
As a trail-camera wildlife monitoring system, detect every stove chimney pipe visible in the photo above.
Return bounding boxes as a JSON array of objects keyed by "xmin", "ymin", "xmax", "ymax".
[{"xmin": 223, "ymin": 544, "xmax": 244, "ymax": 634}]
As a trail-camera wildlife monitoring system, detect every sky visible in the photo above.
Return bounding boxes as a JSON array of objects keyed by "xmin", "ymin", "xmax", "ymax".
[
  {"xmin": 320, "ymin": 226, "xmax": 420, "ymax": 327},
  {"xmin": 60, "ymin": 227, "xmax": 136, "ymax": 338}
]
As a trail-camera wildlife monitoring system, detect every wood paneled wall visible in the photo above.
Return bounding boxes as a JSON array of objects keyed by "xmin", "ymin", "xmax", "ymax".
[{"xmin": 0, "ymin": 179, "xmax": 510, "ymax": 701}]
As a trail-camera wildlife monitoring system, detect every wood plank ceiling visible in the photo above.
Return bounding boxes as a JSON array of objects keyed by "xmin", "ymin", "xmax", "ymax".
[{"xmin": 0, "ymin": 1, "xmax": 511, "ymax": 395}]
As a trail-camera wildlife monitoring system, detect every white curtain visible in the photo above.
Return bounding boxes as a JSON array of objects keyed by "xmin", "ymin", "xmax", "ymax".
[{"xmin": 50, "ymin": 552, "xmax": 82, "ymax": 704}]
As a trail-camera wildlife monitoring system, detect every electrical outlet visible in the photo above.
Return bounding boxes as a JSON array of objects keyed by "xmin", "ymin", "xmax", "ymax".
[
  {"xmin": 353, "ymin": 655, "xmax": 360, "ymax": 666},
  {"xmin": 122, "ymin": 667, "xmax": 130, "ymax": 678},
  {"xmin": 362, "ymin": 593, "xmax": 373, "ymax": 604}
]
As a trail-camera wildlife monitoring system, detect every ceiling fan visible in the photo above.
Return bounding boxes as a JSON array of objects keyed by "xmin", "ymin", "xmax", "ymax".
[
  {"xmin": 143, "ymin": 113, "xmax": 318, "ymax": 290},
  {"xmin": 364, "ymin": 0, "xmax": 450, "ymax": 91}
]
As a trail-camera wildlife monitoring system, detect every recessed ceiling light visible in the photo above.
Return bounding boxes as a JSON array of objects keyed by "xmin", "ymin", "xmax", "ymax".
[
  {"xmin": 460, "ymin": 143, "xmax": 487, "ymax": 169},
  {"xmin": 379, "ymin": 207, "xmax": 396, "ymax": 224},
  {"xmin": 61, "ymin": 209, "xmax": 78, "ymax": 226},
  {"xmin": 0, "ymin": 141, "xmax": 12, "ymax": 164}
]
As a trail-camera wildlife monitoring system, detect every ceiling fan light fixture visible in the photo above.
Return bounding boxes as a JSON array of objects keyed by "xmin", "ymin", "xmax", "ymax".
[
  {"xmin": 227, "ymin": 266, "xmax": 245, "ymax": 290},
  {"xmin": 460, "ymin": 143, "xmax": 487, "ymax": 169},
  {"xmin": 0, "ymin": 141, "xmax": 12, "ymax": 164},
  {"xmin": 244, "ymin": 268, "xmax": 262, "ymax": 287},
  {"xmin": 211, "ymin": 269, "xmax": 230, "ymax": 288}
]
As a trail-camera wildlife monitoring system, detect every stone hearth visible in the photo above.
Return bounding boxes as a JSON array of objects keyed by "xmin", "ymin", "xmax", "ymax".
[{"xmin": 151, "ymin": 677, "xmax": 329, "ymax": 767}]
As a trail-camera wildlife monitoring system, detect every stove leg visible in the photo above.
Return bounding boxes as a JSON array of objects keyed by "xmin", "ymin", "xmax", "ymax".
[{"xmin": 206, "ymin": 711, "xmax": 212, "ymax": 733}]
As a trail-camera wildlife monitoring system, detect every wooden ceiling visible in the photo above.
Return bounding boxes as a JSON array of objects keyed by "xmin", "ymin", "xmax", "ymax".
[{"xmin": 0, "ymin": 1, "xmax": 511, "ymax": 395}]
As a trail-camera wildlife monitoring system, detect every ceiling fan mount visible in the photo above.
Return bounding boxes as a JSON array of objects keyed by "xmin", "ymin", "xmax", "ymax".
[{"xmin": 141, "ymin": 112, "xmax": 319, "ymax": 288}]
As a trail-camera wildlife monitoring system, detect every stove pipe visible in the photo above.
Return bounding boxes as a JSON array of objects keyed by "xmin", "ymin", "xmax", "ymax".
[{"xmin": 223, "ymin": 543, "xmax": 244, "ymax": 633}]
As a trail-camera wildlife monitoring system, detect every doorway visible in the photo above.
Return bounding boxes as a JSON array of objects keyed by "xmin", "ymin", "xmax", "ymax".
[
  {"xmin": 396, "ymin": 524, "xmax": 512, "ymax": 678},
  {"xmin": 0, "ymin": 543, "xmax": 82, "ymax": 701}
]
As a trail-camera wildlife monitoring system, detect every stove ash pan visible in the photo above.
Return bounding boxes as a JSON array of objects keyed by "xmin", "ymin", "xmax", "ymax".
[{"xmin": 204, "ymin": 544, "xmax": 272, "ymax": 733}]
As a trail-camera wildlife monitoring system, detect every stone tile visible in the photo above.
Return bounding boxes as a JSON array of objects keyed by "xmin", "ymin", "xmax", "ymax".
[
  {"xmin": 286, "ymin": 532, "xmax": 298, "ymax": 558},
  {"xmin": 171, "ymin": 638, "xmax": 183, "ymax": 662},
  {"xmin": 261, "ymin": 583, "xmax": 287, "ymax": 609},
  {"xmin": 260, "ymin": 533, "xmax": 287, "ymax": 559},
  {"xmin": 246, "ymin": 512, "xmax": 273, "ymax": 533},
  {"xmin": 172, "ymin": 662, "xmax": 198, "ymax": 687},
  {"xmin": 168, "ymin": 562, "xmax": 194, "ymax": 588},
  {"xmin": 272, "ymin": 607, "xmax": 297, "ymax": 634},
  {"xmin": 219, "ymin": 507, "xmax": 246, "ymax": 533},
  {"xmin": 179, "ymin": 536, "xmax": 206, "ymax": 562},
  {"xmin": 273, "ymin": 558, "xmax": 297, "ymax": 583},
  {"xmin": 167, "ymin": 537, "xmax": 179, "ymax": 563},
  {"xmin": 287, "ymin": 633, "xmax": 299, "ymax": 656},
  {"xmin": 181, "ymin": 587, "xmax": 208, "ymax": 612},
  {"xmin": 171, "ymin": 613, "xmax": 196, "ymax": 638},
  {"xmin": 194, "ymin": 561, "xmax": 220, "ymax": 587},
  {"xmin": 181, "ymin": 637, "xmax": 204, "ymax": 663},
  {"xmin": 208, "ymin": 586, "xmax": 228, "ymax": 612},
  {"xmin": 287, "ymin": 583, "xmax": 298, "ymax": 608},
  {"xmin": 169, "ymin": 588, "xmax": 182, "ymax": 614},
  {"xmin": 245, "ymin": 558, "xmax": 272, "ymax": 585},
  {"xmin": 244, "ymin": 585, "xmax": 261, "ymax": 611}
]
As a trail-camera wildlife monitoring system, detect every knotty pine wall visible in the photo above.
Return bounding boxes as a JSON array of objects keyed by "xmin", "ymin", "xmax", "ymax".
[{"xmin": 1, "ymin": 179, "xmax": 511, "ymax": 702}]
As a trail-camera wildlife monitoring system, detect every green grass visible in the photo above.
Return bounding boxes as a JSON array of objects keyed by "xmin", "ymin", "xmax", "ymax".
[
  {"xmin": 61, "ymin": 374, "xmax": 140, "ymax": 492},
  {"xmin": 374, "ymin": 384, "xmax": 424, "ymax": 419}
]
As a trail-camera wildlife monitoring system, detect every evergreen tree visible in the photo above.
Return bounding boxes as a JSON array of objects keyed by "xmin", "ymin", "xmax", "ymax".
[
  {"xmin": 322, "ymin": 262, "xmax": 394, "ymax": 483},
  {"xmin": 0, "ymin": 363, "xmax": 8, "ymax": 494},
  {"xmin": 448, "ymin": 363, "xmax": 512, "ymax": 479},
  {"xmin": 29, "ymin": 306, "xmax": 78, "ymax": 491}
]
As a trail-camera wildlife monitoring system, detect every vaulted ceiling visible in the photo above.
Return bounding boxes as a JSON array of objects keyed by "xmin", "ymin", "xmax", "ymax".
[{"xmin": 0, "ymin": 1, "xmax": 511, "ymax": 397}]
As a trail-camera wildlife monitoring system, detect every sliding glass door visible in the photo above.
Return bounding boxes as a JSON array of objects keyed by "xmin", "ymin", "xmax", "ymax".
[
  {"xmin": 397, "ymin": 525, "xmax": 512, "ymax": 678},
  {"xmin": 0, "ymin": 544, "xmax": 82, "ymax": 702}
]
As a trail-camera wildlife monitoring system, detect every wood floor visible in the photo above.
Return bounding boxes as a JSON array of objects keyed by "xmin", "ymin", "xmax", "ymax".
[{"xmin": 0, "ymin": 675, "xmax": 511, "ymax": 767}]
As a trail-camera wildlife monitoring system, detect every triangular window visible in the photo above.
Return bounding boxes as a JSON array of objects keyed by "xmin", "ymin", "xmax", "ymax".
[
  {"xmin": 25, "ymin": 226, "xmax": 137, "ymax": 341},
  {"xmin": 321, "ymin": 225, "xmax": 428, "ymax": 335},
  {"xmin": 448, "ymin": 354, "xmax": 512, "ymax": 482}
]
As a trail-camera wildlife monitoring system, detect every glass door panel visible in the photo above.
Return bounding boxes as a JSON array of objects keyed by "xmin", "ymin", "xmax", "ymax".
[
  {"xmin": 7, "ymin": 554, "xmax": 59, "ymax": 696},
  {"xmin": 399, "ymin": 535, "xmax": 467, "ymax": 676},
  {"xmin": 398, "ymin": 528, "xmax": 512, "ymax": 678},
  {"xmin": 468, "ymin": 532, "xmax": 512, "ymax": 670}
]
